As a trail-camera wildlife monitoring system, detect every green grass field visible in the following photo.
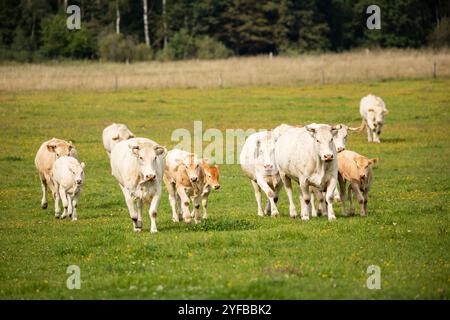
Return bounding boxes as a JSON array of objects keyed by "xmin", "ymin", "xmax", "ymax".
[{"xmin": 0, "ymin": 79, "xmax": 449, "ymax": 299}]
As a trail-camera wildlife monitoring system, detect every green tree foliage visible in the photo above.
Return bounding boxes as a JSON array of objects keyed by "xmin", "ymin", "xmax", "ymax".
[
  {"xmin": 0, "ymin": 0, "xmax": 446, "ymax": 62},
  {"xmin": 40, "ymin": 14, "xmax": 95, "ymax": 59}
]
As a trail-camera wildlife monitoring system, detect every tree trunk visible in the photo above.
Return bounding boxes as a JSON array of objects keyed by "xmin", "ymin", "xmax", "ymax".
[
  {"xmin": 143, "ymin": 0, "xmax": 150, "ymax": 47},
  {"xmin": 116, "ymin": 0, "xmax": 121, "ymax": 35},
  {"xmin": 162, "ymin": 0, "xmax": 167, "ymax": 49}
]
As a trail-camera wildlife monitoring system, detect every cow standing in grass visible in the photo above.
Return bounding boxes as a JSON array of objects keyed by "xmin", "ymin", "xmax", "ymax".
[
  {"xmin": 52, "ymin": 156, "xmax": 85, "ymax": 220},
  {"xmin": 359, "ymin": 94, "xmax": 389, "ymax": 143},
  {"xmin": 35, "ymin": 138, "xmax": 77, "ymax": 214},
  {"xmin": 308, "ymin": 123, "xmax": 359, "ymax": 217},
  {"xmin": 164, "ymin": 149, "xmax": 205, "ymax": 224},
  {"xmin": 275, "ymin": 125, "xmax": 339, "ymax": 221},
  {"xmin": 338, "ymin": 150, "xmax": 378, "ymax": 216},
  {"xmin": 102, "ymin": 123, "xmax": 134, "ymax": 158},
  {"xmin": 240, "ymin": 131, "xmax": 282, "ymax": 217},
  {"xmin": 111, "ymin": 137, "xmax": 166, "ymax": 232}
]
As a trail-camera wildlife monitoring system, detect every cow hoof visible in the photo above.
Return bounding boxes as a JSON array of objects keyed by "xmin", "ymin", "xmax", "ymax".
[
  {"xmin": 257, "ymin": 212, "xmax": 264, "ymax": 217},
  {"xmin": 54, "ymin": 213, "xmax": 61, "ymax": 219},
  {"xmin": 133, "ymin": 227, "xmax": 142, "ymax": 232},
  {"xmin": 194, "ymin": 219, "xmax": 201, "ymax": 224},
  {"xmin": 41, "ymin": 203, "xmax": 48, "ymax": 209},
  {"xmin": 301, "ymin": 216, "xmax": 310, "ymax": 221},
  {"xmin": 150, "ymin": 228, "xmax": 158, "ymax": 234},
  {"xmin": 271, "ymin": 211, "xmax": 279, "ymax": 218},
  {"xmin": 290, "ymin": 214, "xmax": 297, "ymax": 219},
  {"xmin": 328, "ymin": 215, "xmax": 336, "ymax": 222},
  {"xmin": 60, "ymin": 214, "xmax": 68, "ymax": 220},
  {"xmin": 172, "ymin": 217, "xmax": 180, "ymax": 223},
  {"xmin": 72, "ymin": 217, "xmax": 78, "ymax": 221},
  {"xmin": 184, "ymin": 217, "xmax": 192, "ymax": 224},
  {"xmin": 202, "ymin": 215, "xmax": 208, "ymax": 220}
]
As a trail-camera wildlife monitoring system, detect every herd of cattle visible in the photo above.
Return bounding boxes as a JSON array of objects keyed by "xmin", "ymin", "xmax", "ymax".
[{"xmin": 33, "ymin": 94, "xmax": 388, "ymax": 232}]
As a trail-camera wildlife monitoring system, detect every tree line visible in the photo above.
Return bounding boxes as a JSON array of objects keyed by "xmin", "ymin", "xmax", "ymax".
[{"xmin": 0, "ymin": 0, "xmax": 449, "ymax": 62}]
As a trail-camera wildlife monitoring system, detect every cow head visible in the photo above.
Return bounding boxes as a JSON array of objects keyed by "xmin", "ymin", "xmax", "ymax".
[
  {"xmin": 129, "ymin": 141, "xmax": 166, "ymax": 183},
  {"xmin": 355, "ymin": 156, "xmax": 378, "ymax": 184},
  {"xmin": 47, "ymin": 139, "xmax": 74, "ymax": 158},
  {"xmin": 254, "ymin": 132, "xmax": 277, "ymax": 175},
  {"xmin": 201, "ymin": 159, "xmax": 220, "ymax": 190},
  {"xmin": 112, "ymin": 125, "xmax": 134, "ymax": 146},
  {"xmin": 333, "ymin": 124, "xmax": 359, "ymax": 153},
  {"xmin": 179, "ymin": 153, "xmax": 202, "ymax": 183},
  {"xmin": 305, "ymin": 125, "xmax": 338, "ymax": 162},
  {"xmin": 70, "ymin": 161, "xmax": 85, "ymax": 186}
]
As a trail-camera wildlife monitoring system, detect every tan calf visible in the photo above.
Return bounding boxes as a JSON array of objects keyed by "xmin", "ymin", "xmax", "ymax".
[
  {"xmin": 34, "ymin": 138, "xmax": 76, "ymax": 213},
  {"xmin": 337, "ymin": 150, "xmax": 378, "ymax": 216},
  {"xmin": 164, "ymin": 149, "xmax": 205, "ymax": 224}
]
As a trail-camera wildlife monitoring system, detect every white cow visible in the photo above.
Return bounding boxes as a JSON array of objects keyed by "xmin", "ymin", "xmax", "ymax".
[
  {"xmin": 275, "ymin": 125, "xmax": 339, "ymax": 221},
  {"xmin": 359, "ymin": 94, "xmax": 389, "ymax": 143},
  {"xmin": 111, "ymin": 137, "xmax": 166, "ymax": 233},
  {"xmin": 52, "ymin": 156, "xmax": 85, "ymax": 220},
  {"xmin": 240, "ymin": 131, "xmax": 282, "ymax": 217},
  {"xmin": 102, "ymin": 123, "xmax": 134, "ymax": 157},
  {"xmin": 308, "ymin": 123, "xmax": 359, "ymax": 217}
]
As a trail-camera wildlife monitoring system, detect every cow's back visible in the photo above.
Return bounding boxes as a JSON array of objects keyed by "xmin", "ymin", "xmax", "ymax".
[{"xmin": 275, "ymin": 127, "xmax": 316, "ymax": 178}]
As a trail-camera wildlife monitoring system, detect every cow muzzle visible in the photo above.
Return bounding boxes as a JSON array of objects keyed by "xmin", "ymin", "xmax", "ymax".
[
  {"xmin": 337, "ymin": 147, "xmax": 345, "ymax": 153},
  {"xmin": 190, "ymin": 176, "xmax": 198, "ymax": 182},
  {"xmin": 264, "ymin": 164, "xmax": 273, "ymax": 170},
  {"xmin": 214, "ymin": 184, "xmax": 220, "ymax": 190},
  {"xmin": 76, "ymin": 179, "xmax": 83, "ymax": 185},
  {"xmin": 145, "ymin": 174, "xmax": 156, "ymax": 182},
  {"xmin": 323, "ymin": 154, "xmax": 334, "ymax": 162}
]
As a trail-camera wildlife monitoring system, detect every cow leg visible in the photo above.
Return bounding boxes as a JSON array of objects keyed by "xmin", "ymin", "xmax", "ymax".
[
  {"xmin": 280, "ymin": 173, "xmax": 297, "ymax": 218},
  {"xmin": 169, "ymin": 186, "xmax": 179, "ymax": 222},
  {"xmin": 53, "ymin": 182, "xmax": 61, "ymax": 218},
  {"xmin": 347, "ymin": 184, "xmax": 355, "ymax": 215},
  {"xmin": 192, "ymin": 193, "xmax": 201, "ymax": 224},
  {"xmin": 39, "ymin": 174, "xmax": 48, "ymax": 209},
  {"xmin": 177, "ymin": 185, "xmax": 192, "ymax": 224},
  {"xmin": 325, "ymin": 178, "xmax": 337, "ymax": 221},
  {"xmin": 201, "ymin": 192, "xmax": 209, "ymax": 220},
  {"xmin": 136, "ymin": 199, "xmax": 144, "ymax": 228},
  {"xmin": 373, "ymin": 131, "xmax": 380, "ymax": 143},
  {"xmin": 67, "ymin": 193, "xmax": 73, "ymax": 218},
  {"xmin": 250, "ymin": 180, "xmax": 264, "ymax": 217},
  {"xmin": 119, "ymin": 185, "xmax": 141, "ymax": 231},
  {"xmin": 256, "ymin": 176, "xmax": 279, "ymax": 217},
  {"xmin": 298, "ymin": 179, "xmax": 311, "ymax": 221},
  {"xmin": 316, "ymin": 189, "xmax": 327, "ymax": 218},
  {"xmin": 338, "ymin": 174, "xmax": 348, "ymax": 216},
  {"xmin": 366, "ymin": 125, "xmax": 373, "ymax": 142},
  {"xmin": 351, "ymin": 182, "xmax": 366, "ymax": 216},
  {"xmin": 310, "ymin": 190, "xmax": 317, "ymax": 217},
  {"xmin": 59, "ymin": 187, "xmax": 69, "ymax": 219},
  {"xmin": 363, "ymin": 188, "xmax": 369, "ymax": 216},
  {"xmin": 71, "ymin": 194, "xmax": 79, "ymax": 221},
  {"xmin": 148, "ymin": 189, "xmax": 161, "ymax": 233}
]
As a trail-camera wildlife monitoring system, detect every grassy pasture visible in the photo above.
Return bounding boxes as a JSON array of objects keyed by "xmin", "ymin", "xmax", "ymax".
[{"xmin": 0, "ymin": 79, "xmax": 449, "ymax": 299}]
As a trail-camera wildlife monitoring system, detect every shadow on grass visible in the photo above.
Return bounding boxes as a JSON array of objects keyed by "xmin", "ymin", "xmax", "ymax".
[{"xmin": 382, "ymin": 137, "xmax": 406, "ymax": 143}]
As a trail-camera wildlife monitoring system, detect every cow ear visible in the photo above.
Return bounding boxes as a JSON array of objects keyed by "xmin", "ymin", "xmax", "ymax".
[
  {"xmin": 128, "ymin": 134, "xmax": 135, "ymax": 139},
  {"xmin": 383, "ymin": 109, "xmax": 389, "ymax": 115},
  {"xmin": 154, "ymin": 145, "xmax": 167, "ymax": 157},
  {"xmin": 305, "ymin": 126, "xmax": 316, "ymax": 136},
  {"xmin": 128, "ymin": 143, "xmax": 140, "ymax": 155},
  {"xmin": 369, "ymin": 158, "xmax": 379, "ymax": 166},
  {"xmin": 47, "ymin": 143, "xmax": 57, "ymax": 152},
  {"xmin": 81, "ymin": 162, "xmax": 86, "ymax": 169},
  {"xmin": 112, "ymin": 134, "xmax": 120, "ymax": 141}
]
